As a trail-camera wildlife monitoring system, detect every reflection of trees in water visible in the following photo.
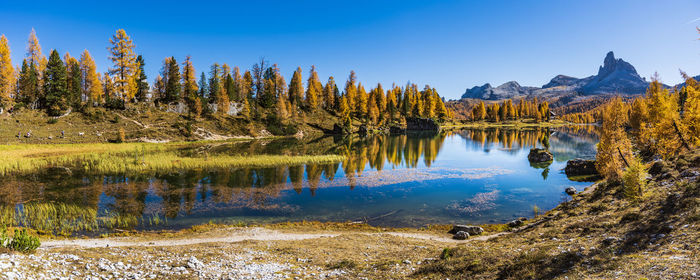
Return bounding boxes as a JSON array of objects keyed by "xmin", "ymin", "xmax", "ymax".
[
  {"xmin": 1, "ymin": 128, "xmax": 596, "ymax": 224},
  {"xmin": 458, "ymin": 128, "xmax": 552, "ymax": 153}
]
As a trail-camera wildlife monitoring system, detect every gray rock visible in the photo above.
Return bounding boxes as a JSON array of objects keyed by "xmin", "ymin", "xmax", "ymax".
[
  {"xmin": 565, "ymin": 187, "xmax": 577, "ymax": 195},
  {"xmin": 565, "ymin": 159, "xmax": 598, "ymax": 177},
  {"xmin": 528, "ymin": 148, "xmax": 553, "ymax": 163},
  {"xmin": 680, "ymin": 170, "xmax": 699, "ymax": 178},
  {"xmin": 448, "ymin": 225, "xmax": 484, "ymax": 235},
  {"xmin": 453, "ymin": 231, "xmax": 469, "ymax": 240}
]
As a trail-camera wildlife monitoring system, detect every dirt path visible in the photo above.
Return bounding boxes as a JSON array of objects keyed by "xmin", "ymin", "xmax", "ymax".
[{"xmin": 41, "ymin": 227, "xmax": 507, "ymax": 249}]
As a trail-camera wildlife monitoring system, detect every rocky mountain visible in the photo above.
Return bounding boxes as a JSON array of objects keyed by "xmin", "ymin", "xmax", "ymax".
[{"xmin": 461, "ymin": 51, "xmax": 650, "ymax": 100}]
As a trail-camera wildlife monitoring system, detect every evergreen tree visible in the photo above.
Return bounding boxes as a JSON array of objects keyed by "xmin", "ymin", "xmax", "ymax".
[
  {"xmin": 134, "ymin": 55, "xmax": 149, "ymax": 102},
  {"xmin": 43, "ymin": 50, "xmax": 68, "ymax": 116},
  {"xmin": 198, "ymin": 72, "xmax": 208, "ymax": 99},
  {"xmin": 108, "ymin": 29, "xmax": 138, "ymax": 102},
  {"xmin": 64, "ymin": 53, "xmax": 82, "ymax": 108},
  {"xmin": 17, "ymin": 60, "xmax": 39, "ymax": 108},
  {"xmin": 163, "ymin": 57, "xmax": 181, "ymax": 103},
  {"xmin": 79, "ymin": 50, "xmax": 103, "ymax": 106},
  {"xmin": 231, "ymin": 66, "xmax": 242, "ymax": 102},
  {"xmin": 0, "ymin": 35, "xmax": 14, "ymax": 109}
]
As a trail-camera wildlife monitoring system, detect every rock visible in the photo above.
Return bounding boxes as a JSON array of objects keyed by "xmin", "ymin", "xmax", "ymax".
[
  {"xmin": 187, "ymin": 256, "xmax": 203, "ymax": 270},
  {"xmin": 389, "ymin": 125, "xmax": 406, "ymax": 134},
  {"xmin": 565, "ymin": 159, "xmax": 598, "ymax": 176},
  {"xmin": 649, "ymin": 160, "xmax": 667, "ymax": 175},
  {"xmin": 453, "ymin": 231, "xmax": 469, "ymax": 240},
  {"xmin": 528, "ymin": 148, "xmax": 553, "ymax": 163},
  {"xmin": 448, "ymin": 225, "xmax": 484, "ymax": 235},
  {"xmin": 508, "ymin": 219, "xmax": 524, "ymax": 227},
  {"xmin": 405, "ymin": 117, "xmax": 440, "ymax": 132},
  {"xmin": 680, "ymin": 170, "xmax": 699, "ymax": 178},
  {"xmin": 565, "ymin": 187, "xmax": 577, "ymax": 195}
]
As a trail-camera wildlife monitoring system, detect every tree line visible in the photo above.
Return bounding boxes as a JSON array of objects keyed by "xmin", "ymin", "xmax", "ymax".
[
  {"xmin": 470, "ymin": 98, "xmax": 550, "ymax": 122},
  {"xmin": 0, "ymin": 29, "xmax": 453, "ymax": 127},
  {"xmin": 595, "ymin": 72, "xmax": 699, "ymax": 199}
]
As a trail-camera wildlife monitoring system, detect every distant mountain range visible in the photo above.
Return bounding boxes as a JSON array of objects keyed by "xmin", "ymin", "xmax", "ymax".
[{"xmin": 460, "ymin": 51, "xmax": 678, "ymax": 100}]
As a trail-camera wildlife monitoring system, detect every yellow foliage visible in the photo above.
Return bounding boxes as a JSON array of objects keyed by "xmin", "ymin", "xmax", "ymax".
[
  {"xmin": 681, "ymin": 78, "xmax": 700, "ymax": 146},
  {"xmin": 0, "ymin": 35, "xmax": 14, "ymax": 108},
  {"xmin": 641, "ymin": 78, "xmax": 681, "ymax": 158},
  {"xmin": 595, "ymin": 97, "xmax": 632, "ymax": 181},
  {"xmin": 80, "ymin": 50, "xmax": 104, "ymax": 105}
]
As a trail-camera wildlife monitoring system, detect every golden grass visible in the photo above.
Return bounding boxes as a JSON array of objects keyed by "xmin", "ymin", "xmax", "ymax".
[{"xmin": 0, "ymin": 142, "xmax": 345, "ymax": 175}]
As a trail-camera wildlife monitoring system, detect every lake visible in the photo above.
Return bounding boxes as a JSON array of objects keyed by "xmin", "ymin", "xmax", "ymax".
[{"xmin": 0, "ymin": 126, "xmax": 599, "ymax": 232}]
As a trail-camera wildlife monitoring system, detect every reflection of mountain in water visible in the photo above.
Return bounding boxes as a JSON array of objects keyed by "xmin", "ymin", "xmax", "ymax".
[{"xmin": 548, "ymin": 126, "xmax": 599, "ymax": 162}]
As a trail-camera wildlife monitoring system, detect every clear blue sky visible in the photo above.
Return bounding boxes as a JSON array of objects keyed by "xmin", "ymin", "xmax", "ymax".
[{"xmin": 1, "ymin": 0, "xmax": 699, "ymax": 100}]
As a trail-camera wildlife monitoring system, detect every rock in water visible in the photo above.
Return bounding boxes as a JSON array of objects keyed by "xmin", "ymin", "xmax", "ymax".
[
  {"xmin": 453, "ymin": 231, "xmax": 469, "ymax": 240},
  {"xmin": 448, "ymin": 225, "xmax": 484, "ymax": 236},
  {"xmin": 565, "ymin": 187, "xmax": 577, "ymax": 195},
  {"xmin": 528, "ymin": 148, "xmax": 553, "ymax": 163},
  {"xmin": 565, "ymin": 159, "xmax": 598, "ymax": 176}
]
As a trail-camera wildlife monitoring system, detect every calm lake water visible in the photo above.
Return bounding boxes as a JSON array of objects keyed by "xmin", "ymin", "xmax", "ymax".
[{"xmin": 2, "ymin": 126, "xmax": 599, "ymax": 229}]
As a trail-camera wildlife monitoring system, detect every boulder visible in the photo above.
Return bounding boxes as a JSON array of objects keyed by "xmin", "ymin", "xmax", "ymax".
[
  {"xmin": 565, "ymin": 159, "xmax": 598, "ymax": 176},
  {"xmin": 565, "ymin": 187, "xmax": 577, "ymax": 195},
  {"xmin": 448, "ymin": 225, "xmax": 484, "ymax": 236},
  {"xmin": 453, "ymin": 231, "xmax": 469, "ymax": 240},
  {"xmin": 405, "ymin": 117, "xmax": 440, "ymax": 132},
  {"xmin": 528, "ymin": 148, "xmax": 553, "ymax": 163},
  {"xmin": 648, "ymin": 160, "xmax": 667, "ymax": 175},
  {"xmin": 507, "ymin": 219, "xmax": 525, "ymax": 228},
  {"xmin": 389, "ymin": 125, "xmax": 406, "ymax": 134}
]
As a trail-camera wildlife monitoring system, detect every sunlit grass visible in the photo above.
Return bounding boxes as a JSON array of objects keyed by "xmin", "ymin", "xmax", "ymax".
[
  {"xmin": 0, "ymin": 142, "xmax": 345, "ymax": 175},
  {"xmin": 0, "ymin": 202, "xmax": 169, "ymax": 236}
]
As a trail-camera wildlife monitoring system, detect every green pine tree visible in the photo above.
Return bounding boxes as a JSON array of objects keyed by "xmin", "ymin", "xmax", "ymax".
[{"xmin": 43, "ymin": 50, "xmax": 68, "ymax": 116}]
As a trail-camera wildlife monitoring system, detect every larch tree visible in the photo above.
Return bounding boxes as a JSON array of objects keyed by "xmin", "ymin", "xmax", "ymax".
[
  {"xmin": 356, "ymin": 82, "xmax": 368, "ymax": 118},
  {"xmin": 108, "ymin": 29, "xmax": 138, "ymax": 102},
  {"xmin": 680, "ymin": 77, "xmax": 700, "ymax": 146},
  {"xmin": 43, "ymin": 50, "xmax": 68, "ymax": 116},
  {"xmin": 102, "ymin": 73, "xmax": 114, "ymax": 101},
  {"xmin": 288, "ymin": 67, "xmax": 304, "ymax": 109},
  {"xmin": 231, "ymin": 66, "xmax": 242, "ymax": 102},
  {"xmin": 242, "ymin": 70, "xmax": 254, "ymax": 100},
  {"xmin": 305, "ymin": 65, "xmax": 322, "ymax": 109},
  {"xmin": 642, "ymin": 76, "xmax": 681, "ymax": 158},
  {"xmin": 0, "ymin": 35, "xmax": 14, "ymax": 109},
  {"xmin": 134, "ymin": 55, "xmax": 149, "ymax": 102},
  {"xmin": 595, "ymin": 97, "xmax": 632, "ymax": 181},
  {"xmin": 182, "ymin": 56, "xmax": 200, "ymax": 116},
  {"xmin": 323, "ymin": 76, "xmax": 336, "ymax": 111},
  {"xmin": 345, "ymin": 71, "xmax": 357, "ymax": 113},
  {"xmin": 26, "ymin": 28, "xmax": 46, "ymax": 80},
  {"xmin": 79, "ymin": 50, "xmax": 103, "ymax": 106}
]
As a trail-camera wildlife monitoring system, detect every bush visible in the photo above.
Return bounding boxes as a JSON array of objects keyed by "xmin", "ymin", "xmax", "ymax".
[
  {"xmin": 47, "ymin": 118, "xmax": 58, "ymax": 124},
  {"xmin": 0, "ymin": 228, "xmax": 40, "ymax": 253},
  {"xmin": 622, "ymin": 156, "xmax": 648, "ymax": 200}
]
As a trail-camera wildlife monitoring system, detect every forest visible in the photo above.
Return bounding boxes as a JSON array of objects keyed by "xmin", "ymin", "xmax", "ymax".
[{"xmin": 0, "ymin": 29, "xmax": 453, "ymax": 132}]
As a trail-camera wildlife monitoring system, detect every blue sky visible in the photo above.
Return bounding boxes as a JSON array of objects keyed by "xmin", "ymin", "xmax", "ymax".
[{"xmin": 1, "ymin": 0, "xmax": 699, "ymax": 100}]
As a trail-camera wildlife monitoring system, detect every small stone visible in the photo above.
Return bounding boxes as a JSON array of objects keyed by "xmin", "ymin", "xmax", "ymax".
[
  {"xmin": 453, "ymin": 231, "xmax": 469, "ymax": 240},
  {"xmin": 565, "ymin": 187, "xmax": 577, "ymax": 195}
]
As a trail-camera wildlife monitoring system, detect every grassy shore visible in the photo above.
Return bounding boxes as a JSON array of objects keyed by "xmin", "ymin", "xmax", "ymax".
[{"xmin": 0, "ymin": 141, "xmax": 344, "ymax": 176}]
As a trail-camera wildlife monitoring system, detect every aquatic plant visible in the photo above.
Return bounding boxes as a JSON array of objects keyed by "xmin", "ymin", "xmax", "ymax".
[{"xmin": 0, "ymin": 227, "xmax": 40, "ymax": 253}]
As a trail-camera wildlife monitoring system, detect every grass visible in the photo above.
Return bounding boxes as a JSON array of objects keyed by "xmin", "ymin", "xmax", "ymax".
[
  {"xmin": 0, "ymin": 141, "xmax": 345, "ymax": 176},
  {"xmin": 0, "ymin": 202, "xmax": 167, "ymax": 236}
]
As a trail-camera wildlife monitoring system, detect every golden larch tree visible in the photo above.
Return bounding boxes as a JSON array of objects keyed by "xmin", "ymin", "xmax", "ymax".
[
  {"xmin": 596, "ymin": 97, "xmax": 633, "ymax": 181},
  {"xmin": 0, "ymin": 35, "xmax": 15, "ymax": 108},
  {"xmin": 108, "ymin": 29, "xmax": 139, "ymax": 102},
  {"xmin": 681, "ymin": 77, "xmax": 700, "ymax": 146},
  {"xmin": 79, "ymin": 50, "xmax": 103, "ymax": 105},
  {"xmin": 641, "ymin": 76, "xmax": 681, "ymax": 158}
]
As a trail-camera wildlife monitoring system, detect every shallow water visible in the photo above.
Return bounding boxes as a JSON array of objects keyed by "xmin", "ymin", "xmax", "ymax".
[{"xmin": 0, "ymin": 126, "xmax": 599, "ymax": 229}]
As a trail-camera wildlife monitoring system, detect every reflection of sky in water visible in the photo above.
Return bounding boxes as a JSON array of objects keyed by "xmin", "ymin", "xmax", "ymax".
[
  {"xmin": 145, "ymin": 127, "xmax": 598, "ymax": 228},
  {"xmin": 6, "ymin": 127, "xmax": 599, "ymax": 228}
]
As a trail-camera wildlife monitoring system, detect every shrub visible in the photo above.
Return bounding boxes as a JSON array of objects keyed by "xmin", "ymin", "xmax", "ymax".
[
  {"xmin": 47, "ymin": 118, "xmax": 58, "ymax": 124},
  {"xmin": 622, "ymin": 156, "xmax": 648, "ymax": 200},
  {"xmin": 440, "ymin": 248, "xmax": 453, "ymax": 260},
  {"xmin": 118, "ymin": 128, "xmax": 126, "ymax": 143},
  {"xmin": 0, "ymin": 228, "xmax": 41, "ymax": 253}
]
